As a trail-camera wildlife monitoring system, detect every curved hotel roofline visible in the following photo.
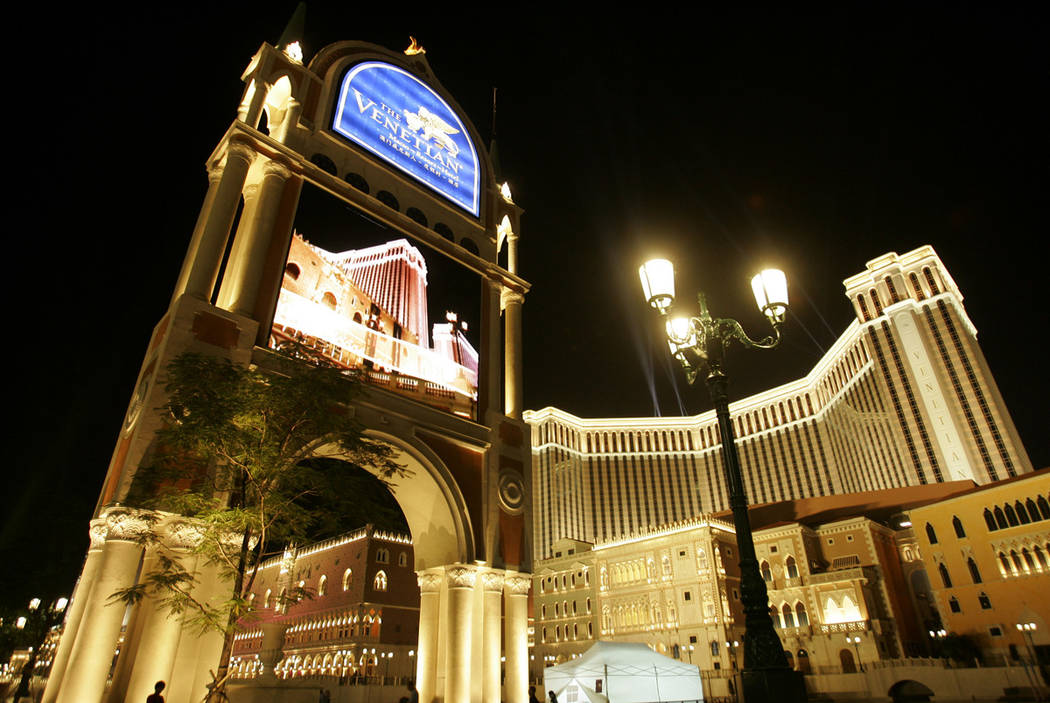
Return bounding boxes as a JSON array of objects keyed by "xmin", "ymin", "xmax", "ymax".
[{"xmin": 527, "ymin": 246, "xmax": 1032, "ymax": 559}]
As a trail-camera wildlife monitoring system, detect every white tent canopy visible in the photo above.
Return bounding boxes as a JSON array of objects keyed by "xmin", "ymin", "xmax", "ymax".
[{"xmin": 543, "ymin": 641, "xmax": 703, "ymax": 703}]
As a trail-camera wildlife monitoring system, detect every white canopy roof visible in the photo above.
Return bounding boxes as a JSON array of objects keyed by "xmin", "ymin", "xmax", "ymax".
[{"xmin": 543, "ymin": 641, "xmax": 703, "ymax": 703}]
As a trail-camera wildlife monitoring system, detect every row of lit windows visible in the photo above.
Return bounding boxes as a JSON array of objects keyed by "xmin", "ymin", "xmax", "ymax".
[
  {"xmin": 770, "ymin": 602, "xmax": 810, "ymax": 629},
  {"xmin": 250, "ymin": 568, "xmax": 392, "ymax": 610},
  {"xmin": 539, "ymin": 598, "xmax": 593, "ymax": 619},
  {"xmin": 540, "ymin": 621, "xmax": 594, "ymax": 643}
]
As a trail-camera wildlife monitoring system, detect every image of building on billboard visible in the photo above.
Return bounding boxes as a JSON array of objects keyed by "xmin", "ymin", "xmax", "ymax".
[{"xmin": 271, "ymin": 223, "xmax": 480, "ymax": 419}]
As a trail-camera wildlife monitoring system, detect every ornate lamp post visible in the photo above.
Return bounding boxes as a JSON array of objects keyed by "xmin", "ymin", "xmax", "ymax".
[
  {"xmin": 640, "ymin": 260, "xmax": 806, "ymax": 703},
  {"xmin": 12, "ymin": 597, "xmax": 67, "ymax": 703},
  {"xmin": 1017, "ymin": 623, "xmax": 1042, "ymax": 702}
]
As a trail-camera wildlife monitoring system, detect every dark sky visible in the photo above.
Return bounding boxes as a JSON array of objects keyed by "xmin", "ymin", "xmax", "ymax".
[{"xmin": 3, "ymin": 6, "xmax": 1045, "ymax": 610}]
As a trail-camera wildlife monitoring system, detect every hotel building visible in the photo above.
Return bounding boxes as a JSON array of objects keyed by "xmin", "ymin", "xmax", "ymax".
[{"xmin": 526, "ymin": 246, "xmax": 1033, "ymax": 559}]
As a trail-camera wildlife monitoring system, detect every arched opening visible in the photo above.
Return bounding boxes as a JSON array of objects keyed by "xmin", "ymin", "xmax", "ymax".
[
  {"xmin": 839, "ymin": 648, "xmax": 857, "ymax": 673},
  {"xmin": 952, "ymin": 516, "xmax": 966, "ymax": 538},
  {"xmin": 889, "ymin": 679, "xmax": 934, "ymax": 702},
  {"xmin": 285, "ymin": 262, "xmax": 301, "ymax": 280},
  {"xmin": 797, "ymin": 649, "xmax": 811, "ymax": 674}
]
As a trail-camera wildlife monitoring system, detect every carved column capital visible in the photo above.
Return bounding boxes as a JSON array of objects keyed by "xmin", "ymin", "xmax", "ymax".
[
  {"xmin": 417, "ymin": 570, "xmax": 443, "ymax": 594},
  {"xmin": 500, "ymin": 288, "xmax": 525, "ymax": 308},
  {"xmin": 445, "ymin": 565, "xmax": 478, "ymax": 589},
  {"xmin": 159, "ymin": 519, "xmax": 205, "ymax": 551},
  {"xmin": 480, "ymin": 571, "xmax": 505, "ymax": 593},
  {"xmin": 504, "ymin": 574, "xmax": 531, "ymax": 596},
  {"xmin": 88, "ymin": 519, "xmax": 108, "ymax": 551},
  {"xmin": 261, "ymin": 157, "xmax": 293, "ymax": 180},
  {"xmin": 103, "ymin": 507, "xmax": 151, "ymax": 542}
]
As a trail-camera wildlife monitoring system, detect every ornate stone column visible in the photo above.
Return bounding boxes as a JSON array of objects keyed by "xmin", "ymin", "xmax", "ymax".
[
  {"xmin": 216, "ymin": 157, "xmax": 293, "ymax": 317},
  {"xmin": 174, "ymin": 141, "xmax": 255, "ymax": 302},
  {"xmin": 121, "ymin": 520, "xmax": 201, "ymax": 702},
  {"xmin": 504, "ymin": 573, "xmax": 531, "ymax": 703},
  {"xmin": 501, "ymin": 289, "xmax": 525, "ymax": 419},
  {"xmin": 41, "ymin": 520, "xmax": 107, "ymax": 703},
  {"xmin": 444, "ymin": 565, "xmax": 477, "ymax": 703},
  {"xmin": 481, "ymin": 571, "xmax": 505, "ymax": 703},
  {"xmin": 58, "ymin": 509, "xmax": 148, "ymax": 703},
  {"xmin": 415, "ymin": 570, "xmax": 442, "ymax": 703}
]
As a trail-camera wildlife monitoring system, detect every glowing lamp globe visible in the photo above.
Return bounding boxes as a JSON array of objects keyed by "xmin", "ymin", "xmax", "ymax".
[
  {"xmin": 751, "ymin": 268, "xmax": 788, "ymax": 323},
  {"xmin": 639, "ymin": 259, "xmax": 675, "ymax": 311},
  {"xmin": 665, "ymin": 317, "xmax": 695, "ymax": 346}
]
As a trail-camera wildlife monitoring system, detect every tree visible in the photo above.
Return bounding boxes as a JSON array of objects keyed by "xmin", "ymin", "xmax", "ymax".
[{"xmin": 118, "ymin": 347, "xmax": 406, "ymax": 701}]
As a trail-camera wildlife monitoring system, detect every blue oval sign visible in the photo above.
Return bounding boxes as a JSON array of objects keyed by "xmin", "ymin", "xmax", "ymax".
[{"xmin": 332, "ymin": 61, "xmax": 481, "ymax": 217}]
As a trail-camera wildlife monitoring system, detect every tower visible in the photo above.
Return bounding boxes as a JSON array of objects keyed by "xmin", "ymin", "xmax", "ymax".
[{"xmin": 44, "ymin": 37, "xmax": 531, "ymax": 703}]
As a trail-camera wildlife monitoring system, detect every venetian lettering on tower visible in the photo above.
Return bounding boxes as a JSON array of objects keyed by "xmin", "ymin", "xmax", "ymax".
[
  {"xmin": 890, "ymin": 308, "xmax": 976, "ymax": 481},
  {"xmin": 332, "ymin": 61, "xmax": 481, "ymax": 216}
]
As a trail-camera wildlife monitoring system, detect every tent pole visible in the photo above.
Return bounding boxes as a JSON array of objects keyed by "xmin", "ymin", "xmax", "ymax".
[{"xmin": 654, "ymin": 664, "xmax": 662, "ymax": 701}]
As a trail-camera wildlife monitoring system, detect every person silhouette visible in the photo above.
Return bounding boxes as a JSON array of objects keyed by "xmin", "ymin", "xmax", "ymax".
[
  {"xmin": 146, "ymin": 681, "xmax": 165, "ymax": 703},
  {"xmin": 529, "ymin": 685, "xmax": 542, "ymax": 703},
  {"xmin": 548, "ymin": 691, "xmax": 559, "ymax": 703}
]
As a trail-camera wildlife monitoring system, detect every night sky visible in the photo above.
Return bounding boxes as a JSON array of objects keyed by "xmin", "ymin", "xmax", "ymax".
[{"xmin": 3, "ymin": 6, "xmax": 1044, "ymax": 611}]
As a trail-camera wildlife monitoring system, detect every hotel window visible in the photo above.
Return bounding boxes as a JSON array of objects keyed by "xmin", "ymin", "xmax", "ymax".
[
  {"xmin": 938, "ymin": 563, "xmax": 952, "ymax": 588},
  {"xmin": 967, "ymin": 558, "xmax": 982, "ymax": 584},
  {"xmin": 376, "ymin": 548, "xmax": 389, "ymax": 564},
  {"xmin": 925, "ymin": 523, "xmax": 938, "ymax": 544},
  {"xmin": 760, "ymin": 561, "xmax": 772, "ymax": 582},
  {"xmin": 786, "ymin": 556, "xmax": 799, "ymax": 579},
  {"xmin": 374, "ymin": 570, "xmax": 388, "ymax": 592}
]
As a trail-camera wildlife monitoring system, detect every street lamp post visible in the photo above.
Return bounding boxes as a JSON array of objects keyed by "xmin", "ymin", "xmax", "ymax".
[
  {"xmin": 1017, "ymin": 623, "xmax": 1042, "ymax": 702},
  {"xmin": 12, "ymin": 597, "xmax": 67, "ymax": 703},
  {"xmin": 847, "ymin": 635, "xmax": 863, "ymax": 672},
  {"xmin": 640, "ymin": 260, "xmax": 806, "ymax": 703}
]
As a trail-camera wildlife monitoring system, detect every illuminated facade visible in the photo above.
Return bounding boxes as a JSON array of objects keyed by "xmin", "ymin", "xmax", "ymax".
[
  {"xmin": 229, "ymin": 526, "xmax": 419, "ymax": 684},
  {"xmin": 526, "ymin": 246, "xmax": 1033, "ymax": 559},
  {"xmin": 530, "ymin": 484, "xmax": 978, "ymax": 696},
  {"xmin": 907, "ymin": 468, "xmax": 1050, "ymax": 665}
]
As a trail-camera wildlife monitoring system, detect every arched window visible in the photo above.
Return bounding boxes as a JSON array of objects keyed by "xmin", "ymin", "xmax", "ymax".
[
  {"xmin": 322, "ymin": 292, "xmax": 337, "ymax": 310},
  {"xmin": 952, "ymin": 516, "xmax": 966, "ymax": 538},
  {"xmin": 1005, "ymin": 504, "xmax": 1019, "ymax": 526},
  {"xmin": 1022, "ymin": 549, "xmax": 1036, "ymax": 572},
  {"xmin": 1038, "ymin": 495, "xmax": 1050, "ymax": 520},
  {"xmin": 586, "ymin": 597, "xmax": 592, "ymax": 613},
  {"xmin": 343, "ymin": 569, "xmax": 353, "ymax": 591},
  {"xmin": 938, "ymin": 563, "xmax": 952, "ymax": 588},
  {"xmin": 374, "ymin": 570, "xmax": 388, "ymax": 591},
  {"xmin": 1016, "ymin": 501, "xmax": 1032, "ymax": 524},
  {"xmin": 999, "ymin": 552, "xmax": 1013, "ymax": 575},
  {"xmin": 264, "ymin": 589, "xmax": 272, "ymax": 609},
  {"xmin": 285, "ymin": 262, "xmax": 301, "ymax": 280},
  {"xmin": 995, "ymin": 507, "xmax": 1009, "ymax": 529},
  {"xmin": 796, "ymin": 602, "xmax": 809, "ymax": 626},
  {"xmin": 1035, "ymin": 546, "xmax": 1048, "ymax": 570},
  {"xmin": 785, "ymin": 556, "xmax": 799, "ymax": 579},
  {"xmin": 1011, "ymin": 550, "xmax": 1024, "ymax": 573},
  {"xmin": 398, "ymin": 552, "xmax": 408, "ymax": 567},
  {"xmin": 770, "ymin": 606, "xmax": 781, "ymax": 629},
  {"xmin": 761, "ymin": 561, "xmax": 772, "ymax": 582},
  {"xmin": 967, "ymin": 558, "xmax": 982, "ymax": 584},
  {"xmin": 376, "ymin": 548, "xmax": 389, "ymax": 564},
  {"xmin": 318, "ymin": 575, "xmax": 328, "ymax": 596},
  {"xmin": 926, "ymin": 523, "xmax": 938, "ymax": 544},
  {"xmin": 1027, "ymin": 499, "xmax": 1041, "ymax": 522},
  {"xmin": 949, "ymin": 596, "xmax": 962, "ymax": 613},
  {"xmin": 541, "ymin": 605, "xmax": 546, "ymax": 618},
  {"xmin": 782, "ymin": 603, "xmax": 796, "ymax": 628},
  {"xmin": 984, "ymin": 509, "xmax": 998, "ymax": 531}
]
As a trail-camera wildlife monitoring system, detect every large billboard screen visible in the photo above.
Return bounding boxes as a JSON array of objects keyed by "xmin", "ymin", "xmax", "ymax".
[
  {"xmin": 271, "ymin": 185, "xmax": 482, "ymax": 420},
  {"xmin": 332, "ymin": 61, "xmax": 481, "ymax": 217}
]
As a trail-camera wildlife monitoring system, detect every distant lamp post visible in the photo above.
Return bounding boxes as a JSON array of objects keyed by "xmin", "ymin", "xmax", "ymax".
[
  {"xmin": 640, "ymin": 259, "xmax": 803, "ymax": 703},
  {"xmin": 1017, "ymin": 623, "xmax": 1042, "ymax": 702},
  {"xmin": 12, "ymin": 597, "xmax": 67, "ymax": 703},
  {"xmin": 847, "ymin": 635, "xmax": 864, "ymax": 672}
]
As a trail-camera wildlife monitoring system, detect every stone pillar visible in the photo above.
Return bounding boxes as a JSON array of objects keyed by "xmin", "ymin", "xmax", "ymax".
[
  {"xmin": 444, "ymin": 565, "xmax": 477, "ymax": 703},
  {"xmin": 216, "ymin": 157, "xmax": 293, "ymax": 317},
  {"xmin": 415, "ymin": 570, "xmax": 442, "ymax": 703},
  {"xmin": 121, "ymin": 520, "xmax": 200, "ymax": 703},
  {"xmin": 58, "ymin": 509, "xmax": 148, "ymax": 703},
  {"xmin": 507, "ymin": 233, "xmax": 519, "ymax": 275},
  {"xmin": 504, "ymin": 574, "xmax": 531, "ymax": 703},
  {"xmin": 173, "ymin": 141, "xmax": 255, "ymax": 302},
  {"xmin": 42, "ymin": 520, "xmax": 108, "ymax": 703},
  {"xmin": 481, "ymin": 571, "xmax": 504, "ymax": 703},
  {"xmin": 501, "ymin": 289, "xmax": 525, "ymax": 419},
  {"xmin": 183, "ymin": 558, "xmax": 229, "ymax": 703}
]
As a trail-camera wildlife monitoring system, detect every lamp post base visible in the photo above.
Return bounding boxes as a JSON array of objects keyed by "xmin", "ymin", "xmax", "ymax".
[{"xmin": 741, "ymin": 668, "xmax": 808, "ymax": 703}]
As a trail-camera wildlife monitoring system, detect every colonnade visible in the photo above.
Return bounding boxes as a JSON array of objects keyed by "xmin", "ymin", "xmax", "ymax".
[
  {"xmin": 415, "ymin": 565, "xmax": 531, "ymax": 703},
  {"xmin": 42, "ymin": 507, "xmax": 227, "ymax": 703}
]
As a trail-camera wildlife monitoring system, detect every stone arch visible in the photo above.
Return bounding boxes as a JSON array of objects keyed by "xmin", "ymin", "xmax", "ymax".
[
  {"xmin": 313, "ymin": 430, "xmax": 475, "ymax": 569},
  {"xmin": 888, "ymin": 679, "xmax": 934, "ymax": 702}
]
